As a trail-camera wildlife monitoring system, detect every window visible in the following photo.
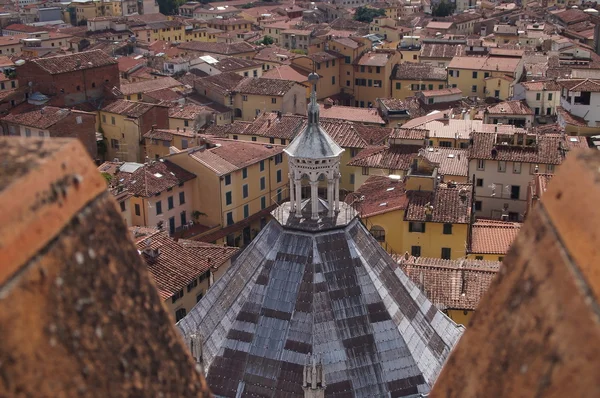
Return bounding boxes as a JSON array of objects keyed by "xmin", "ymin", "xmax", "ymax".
[
  {"xmin": 119, "ymin": 201, "xmax": 126, "ymax": 212},
  {"xmin": 251, "ymin": 137, "xmax": 257, "ymax": 142},
  {"xmin": 135, "ymin": 203, "xmax": 140, "ymax": 216},
  {"xmin": 261, "ymin": 196, "xmax": 266, "ymax": 209},
  {"xmin": 536, "ymin": 93, "xmax": 541, "ymax": 101},
  {"xmin": 547, "ymin": 164, "xmax": 554, "ymax": 173},
  {"xmin": 276, "ymin": 169, "xmax": 282, "ymax": 183},
  {"xmin": 242, "ymin": 95, "xmax": 248, "ymax": 101},
  {"xmin": 274, "ymin": 154, "xmax": 283, "ymax": 164},
  {"xmin": 499, "ymin": 256, "xmax": 504, "ymax": 262},
  {"xmin": 137, "ymin": 93, "xmax": 142, "ymax": 100},
  {"xmin": 475, "ymin": 201, "xmax": 482, "ymax": 211},
  {"xmin": 471, "ymin": 85, "xmax": 477, "ymax": 93},
  {"xmin": 547, "ymin": 107, "xmax": 551, "ymax": 115},
  {"xmin": 477, "ymin": 159, "xmax": 485, "ymax": 170},
  {"xmin": 548, "ymin": 93, "xmax": 553, "ymax": 101},
  {"xmin": 175, "ymin": 308, "xmax": 186, "ymax": 322},
  {"xmin": 345, "ymin": 56, "xmax": 351, "ymax": 64},
  {"xmin": 76, "ymin": 85, "xmax": 80, "ymax": 91},
  {"xmin": 411, "ymin": 84, "xmax": 419, "ymax": 91},
  {"xmin": 180, "ymin": 211, "xmax": 186, "ymax": 226},
  {"xmin": 25, "ymin": 128, "xmax": 31, "ymax": 137},
  {"xmin": 260, "ymin": 160, "xmax": 265, "ymax": 172},
  {"xmin": 441, "ymin": 248, "xmax": 451, "ymax": 260},
  {"xmin": 226, "ymin": 212, "xmax": 234, "ymax": 226},
  {"xmin": 476, "ymin": 178, "xmax": 483, "ymax": 187},
  {"xmin": 513, "ymin": 162, "xmax": 521, "ymax": 174},
  {"xmin": 187, "ymin": 278, "xmax": 198, "ymax": 292},
  {"xmin": 443, "ymin": 223, "xmax": 453, "ymax": 235},
  {"xmin": 196, "ymin": 293, "xmax": 203, "ymax": 302},
  {"xmin": 350, "ymin": 174, "xmax": 355, "ymax": 185},
  {"xmin": 280, "ymin": 139, "xmax": 285, "ymax": 145},
  {"xmin": 396, "ymin": 82, "xmax": 401, "ymax": 90},
  {"xmin": 498, "ymin": 161, "xmax": 506, "ymax": 172},
  {"xmin": 243, "ymin": 204, "xmax": 249, "ymax": 218},
  {"xmin": 260, "ymin": 176, "xmax": 266, "ymax": 190},
  {"xmin": 484, "ymin": 72, "xmax": 490, "ymax": 78},
  {"xmin": 242, "ymin": 184, "xmax": 248, "ymax": 198},
  {"xmin": 475, "ymin": 255, "xmax": 484, "ymax": 260},
  {"xmin": 510, "ymin": 185, "xmax": 520, "ymax": 200},
  {"xmin": 376, "ymin": 66, "xmax": 380, "ymax": 73},
  {"xmin": 409, "ymin": 222, "xmax": 425, "ymax": 233},
  {"xmin": 360, "ymin": 66, "xmax": 365, "ymax": 72},
  {"xmin": 534, "ymin": 107, "xmax": 540, "ymax": 115},
  {"xmin": 271, "ymin": 97, "xmax": 277, "ymax": 104},
  {"xmin": 428, "ymin": 84, "xmax": 433, "ymax": 90},
  {"xmin": 370, "ymin": 225, "xmax": 385, "ymax": 242},
  {"xmin": 242, "ymin": 168, "xmax": 247, "ymax": 179},
  {"xmin": 411, "ymin": 246, "xmax": 421, "ymax": 257},
  {"xmin": 168, "ymin": 196, "xmax": 174, "ymax": 210},
  {"xmin": 332, "ymin": 76, "xmax": 335, "ymax": 85},
  {"xmin": 111, "ymin": 116, "xmax": 115, "ymax": 125},
  {"xmin": 177, "ymin": 192, "xmax": 185, "ymax": 206},
  {"xmin": 224, "ymin": 174, "xmax": 231, "ymax": 185},
  {"xmin": 225, "ymin": 191, "xmax": 232, "ymax": 205},
  {"xmin": 171, "ymin": 289, "xmax": 183, "ymax": 303},
  {"xmin": 156, "ymin": 201, "xmax": 162, "ymax": 215},
  {"xmin": 102, "ymin": 115, "xmax": 106, "ymax": 123},
  {"xmin": 494, "ymin": 90, "xmax": 500, "ymax": 98},
  {"xmin": 374, "ymin": 80, "xmax": 382, "ymax": 87},
  {"xmin": 368, "ymin": 79, "xmax": 372, "ymax": 87},
  {"xmin": 277, "ymin": 188, "xmax": 282, "ymax": 202}
]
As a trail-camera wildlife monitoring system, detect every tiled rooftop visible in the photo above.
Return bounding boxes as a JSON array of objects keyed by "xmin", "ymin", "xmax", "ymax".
[
  {"xmin": 185, "ymin": 138, "xmax": 285, "ymax": 176},
  {"xmin": 101, "ymin": 99, "xmax": 160, "ymax": 117},
  {"xmin": 194, "ymin": 72, "xmax": 245, "ymax": 96},
  {"xmin": 398, "ymin": 255, "xmax": 500, "ymax": 311},
  {"xmin": 557, "ymin": 78, "xmax": 600, "ymax": 92},
  {"xmin": 392, "ymin": 63, "xmax": 447, "ymax": 81},
  {"xmin": 448, "ymin": 56, "xmax": 521, "ymax": 73},
  {"xmin": 178, "ymin": 41, "xmax": 256, "ymax": 55},
  {"xmin": 30, "ymin": 50, "xmax": 117, "ymax": 74},
  {"xmin": 485, "ymin": 100, "xmax": 533, "ymax": 115},
  {"xmin": 234, "ymin": 77, "xmax": 298, "ymax": 96},
  {"xmin": 2, "ymin": 106, "xmax": 90, "ymax": 129},
  {"xmin": 108, "ymin": 159, "xmax": 196, "ymax": 197},
  {"xmin": 356, "ymin": 51, "xmax": 393, "ymax": 66},
  {"xmin": 319, "ymin": 104, "xmax": 384, "ymax": 125},
  {"xmin": 120, "ymin": 76, "xmax": 182, "ymax": 96},
  {"xmin": 470, "ymin": 220, "xmax": 522, "ymax": 255},
  {"xmin": 405, "ymin": 182, "xmax": 472, "ymax": 224},
  {"xmin": 169, "ymin": 103, "xmax": 212, "ymax": 120},
  {"xmin": 347, "ymin": 144, "xmax": 422, "ymax": 171},
  {"xmin": 420, "ymin": 43, "xmax": 466, "ymax": 59}
]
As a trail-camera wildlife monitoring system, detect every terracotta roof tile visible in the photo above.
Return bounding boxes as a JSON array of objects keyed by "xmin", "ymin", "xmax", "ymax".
[
  {"xmin": 109, "ymin": 160, "xmax": 196, "ymax": 197},
  {"xmin": 421, "ymin": 147, "xmax": 469, "ymax": 177},
  {"xmin": 347, "ymin": 145, "xmax": 422, "ymax": 170},
  {"xmin": 404, "ymin": 182, "xmax": 472, "ymax": 224},
  {"xmin": 144, "ymin": 88, "xmax": 184, "ymax": 102},
  {"xmin": 262, "ymin": 65, "xmax": 308, "ymax": 82},
  {"xmin": 390, "ymin": 128, "xmax": 429, "ymax": 140},
  {"xmin": 347, "ymin": 175, "xmax": 409, "ymax": 217},
  {"xmin": 2, "ymin": 106, "xmax": 89, "ymax": 129},
  {"xmin": 132, "ymin": 229, "xmax": 219, "ymax": 300},
  {"xmin": 469, "ymin": 131, "xmax": 588, "ymax": 164},
  {"xmin": 319, "ymin": 104, "xmax": 384, "ymax": 125},
  {"xmin": 30, "ymin": 50, "xmax": 117, "ymax": 74},
  {"xmin": 234, "ymin": 77, "xmax": 298, "ymax": 96},
  {"xmin": 308, "ymin": 50, "xmax": 344, "ymax": 62},
  {"xmin": 194, "ymin": 72, "xmax": 245, "ymax": 96},
  {"xmin": 392, "ymin": 63, "xmax": 447, "ymax": 81},
  {"xmin": 420, "ymin": 43, "xmax": 466, "ymax": 59},
  {"xmin": 357, "ymin": 51, "xmax": 394, "ymax": 66},
  {"xmin": 253, "ymin": 45, "xmax": 297, "ymax": 64},
  {"xmin": 143, "ymin": 128, "xmax": 196, "ymax": 140},
  {"xmin": 485, "ymin": 100, "xmax": 533, "ymax": 115},
  {"xmin": 469, "ymin": 220, "xmax": 521, "ymax": 254},
  {"xmin": 557, "ymin": 78, "xmax": 600, "ymax": 92},
  {"xmin": 169, "ymin": 103, "xmax": 212, "ymax": 120},
  {"xmin": 120, "ymin": 76, "xmax": 182, "ymax": 96},
  {"xmin": 185, "ymin": 138, "xmax": 285, "ymax": 176},
  {"xmin": 178, "ymin": 41, "xmax": 256, "ymax": 55},
  {"xmin": 398, "ymin": 256, "xmax": 500, "ymax": 310},
  {"xmin": 101, "ymin": 99, "xmax": 161, "ymax": 117},
  {"xmin": 448, "ymin": 56, "xmax": 521, "ymax": 73},
  {"xmin": 420, "ymin": 87, "xmax": 462, "ymax": 97}
]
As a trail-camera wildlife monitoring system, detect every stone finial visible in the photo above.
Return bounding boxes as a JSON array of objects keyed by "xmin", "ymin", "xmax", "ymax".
[{"xmin": 303, "ymin": 353, "xmax": 325, "ymax": 397}]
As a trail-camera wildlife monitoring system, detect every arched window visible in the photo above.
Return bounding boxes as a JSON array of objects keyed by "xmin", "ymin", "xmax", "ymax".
[{"xmin": 370, "ymin": 225, "xmax": 385, "ymax": 242}]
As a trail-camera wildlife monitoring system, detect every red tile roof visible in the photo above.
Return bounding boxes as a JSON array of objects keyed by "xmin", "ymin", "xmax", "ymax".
[
  {"xmin": 347, "ymin": 145, "xmax": 422, "ymax": 171},
  {"xmin": 29, "ymin": 50, "xmax": 117, "ymax": 74},
  {"xmin": 357, "ymin": 51, "xmax": 393, "ymax": 66},
  {"xmin": 185, "ymin": 138, "xmax": 285, "ymax": 176},
  {"xmin": 469, "ymin": 132, "xmax": 588, "ymax": 164},
  {"xmin": 405, "ymin": 182, "xmax": 472, "ymax": 224},
  {"xmin": 178, "ymin": 41, "xmax": 256, "ymax": 55},
  {"xmin": 169, "ymin": 103, "xmax": 212, "ymax": 120},
  {"xmin": 557, "ymin": 78, "xmax": 600, "ymax": 92},
  {"xmin": 262, "ymin": 65, "xmax": 308, "ymax": 82},
  {"xmin": 319, "ymin": 104, "xmax": 384, "ymax": 125},
  {"xmin": 485, "ymin": 100, "xmax": 534, "ymax": 115},
  {"xmin": 101, "ymin": 99, "xmax": 161, "ymax": 117},
  {"xmin": 132, "ymin": 229, "xmax": 223, "ymax": 300},
  {"xmin": 348, "ymin": 175, "xmax": 409, "ymax": 217},
  {"xmin": 234, "ymin": 77, "xmax": 298, "ymax": 96},
  {"xmin": 2, "ymin": 106, "xmax": 90, "ymax": 129},
  {"xmin": 398, "ymin": 255, "xmax": 500, "ymax": 311},
  {"xmin": 120, "ymin": 76, "xmax": 182, "ymax": 96},
  {"xmin": 109, "ymin": 160, "xmax": 196, "ymax": 197},
  {"xmin": 469, "ymin": 219, "xmax": 521, "ymax": 254}
]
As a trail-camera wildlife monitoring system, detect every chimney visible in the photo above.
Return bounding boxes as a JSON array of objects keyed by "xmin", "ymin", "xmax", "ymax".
[
  {"xmin": 177, "ymin": 127, "xmax": 180, "ymax": 132},
  {"xmin": 183, "ymin": 127, "xmax": 186, "ymax": 132},
  {"xmin": 268, "ymin": 119, "xmax": 271, "ymax": 127},
  {"xmin": 303, "ymin": 353, "xmax": 325, "ymax": 398},
  {"xmin": 151, "ymin": 124, "xmax": 157, "ymax": 131}
]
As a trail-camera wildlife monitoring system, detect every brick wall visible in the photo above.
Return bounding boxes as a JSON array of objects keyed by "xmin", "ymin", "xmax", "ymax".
[
  {"xmin": 50, "ymin": 112, "xmax": 98, "ymax": 159},
  {"xmin": 16, "ymin": 62, "xmax": 120, "ymax": 107}
]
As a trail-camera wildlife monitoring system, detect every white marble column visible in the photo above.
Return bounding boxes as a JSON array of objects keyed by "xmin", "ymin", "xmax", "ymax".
[
  {"xmin": 295, "ymin": 178, "xmax": 302, "ymax": 217},
  {"xmin": 310, "ymin": 180, "xmax": 319, "ymax": 220},
  {"xmin": 327, "ymin": 178, "xmax": 334, "ymax": 217},
  {"xmin": 289, "ymin": 175, "xmax": 296, "ymax": 212},
  {"xmin": 334, "ymin": 173, "xmax": 340, "ymax": 212}
]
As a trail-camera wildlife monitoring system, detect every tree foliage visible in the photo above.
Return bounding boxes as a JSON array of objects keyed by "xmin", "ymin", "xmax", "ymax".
[
  {"xmin": 431, "ymin": 0, "xmax": 455, "ymax": 17},
  {"xmin": 259, "ymin": 35, "xmax": 274, "ymax": 45},
  {"xmin": 353, "ymin": 7, "xmax": 386, "ymax": 23}
]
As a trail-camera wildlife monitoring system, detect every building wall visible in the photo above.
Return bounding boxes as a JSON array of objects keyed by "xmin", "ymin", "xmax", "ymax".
[
  {"xmin": 445, "ymin": 309, "xmax": 472, "ymax": 326},
  {"xmin": 448, "ymin": 68, "xmax": 518, "ymax": 99},
  {"xmin": 353, "ymin": 53, "xmax": 401, "ymax": 107},
  {"xmin": 141, "ymin": 180, "xmax": 195, "ymax": 232},
  {"xmin": 116, "ymin": 195, "xmax": 133, "ymax": 226},
  {"xmin": 50, "ymin": 112, "xmax": 98, "ymax": 158},
  {"xmin": 560, "ymin": 92, "xmax": 600, "ymax": 126},
  {"xmin": 466, "ymin": 253, "xmax": 506, "ymax": 261},
  {"xmin": 17, "ymin": 62, "xmax": 120, "ymax": 107},
  {"xmin": 524, "ymin": 89, "xmax": 560, "ymax": 116},
  {"xmin": 0, "ymin": 43, "xmax": 23, "ymax": 56},
  {"xmin": 234, "ymin": 85, "xmax": 306, "ymax": 121},
  {"xmin": 101, "ymin": 113, "xmax": 140, "ymax": 162},
  {"xmin": 166, "ymin": 271, "xmax": 210, "ymax": 321},
  {"xmin": 469, "ymin": 158, "xmax": 556, "ymax": 220},
  {"xmin": 292, "ymin": 56, "xmax": 340, "ymax": 100},
  {"xmin": 392, "ymin": 79, "xmax": 447, "ymax": 100}
]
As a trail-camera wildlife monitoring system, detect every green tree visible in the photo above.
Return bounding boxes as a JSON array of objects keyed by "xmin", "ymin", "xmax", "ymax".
[
  {"xmin": 353, "ymin": 7, "xmax": 386, "ymax": 23},
  {"xmin": 259, "ymin": 35, "xmax": 274, "ymax": 45},
  {"xmin": 431, "ymin": 0, "xmax": 455, "ymax": 17}
]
